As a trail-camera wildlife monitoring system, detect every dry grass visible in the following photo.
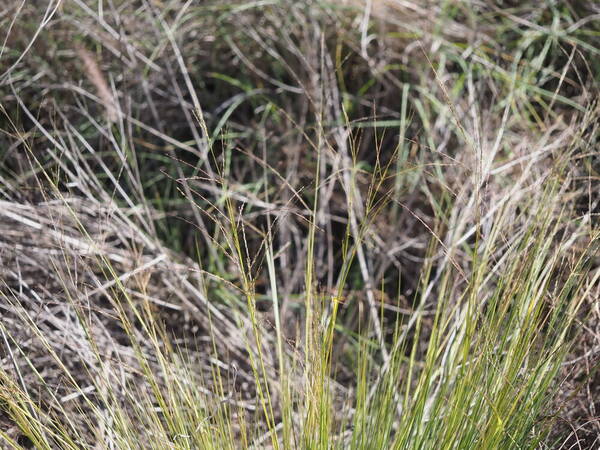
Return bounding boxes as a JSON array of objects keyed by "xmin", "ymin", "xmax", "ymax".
[{"xmin": 1, "ymin": 0, "xmax": 599, "ymax": 448}]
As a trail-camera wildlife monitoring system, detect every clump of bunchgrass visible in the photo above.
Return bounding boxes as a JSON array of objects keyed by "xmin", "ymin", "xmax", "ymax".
[{"xmin": 1, "ymin": 0, "xmax": 599, "ymax": 448}]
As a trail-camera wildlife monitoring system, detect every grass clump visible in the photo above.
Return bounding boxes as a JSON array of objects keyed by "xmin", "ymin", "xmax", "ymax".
[{"xmin": 1, "ymin": 0, "xmax": 599, "ymax": 448}]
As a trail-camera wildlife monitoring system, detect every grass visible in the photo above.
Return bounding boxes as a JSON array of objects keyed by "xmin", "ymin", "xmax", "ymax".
[{"xmin": 1, "ymin": 0, "xmax": 599, "ymax": 448}]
